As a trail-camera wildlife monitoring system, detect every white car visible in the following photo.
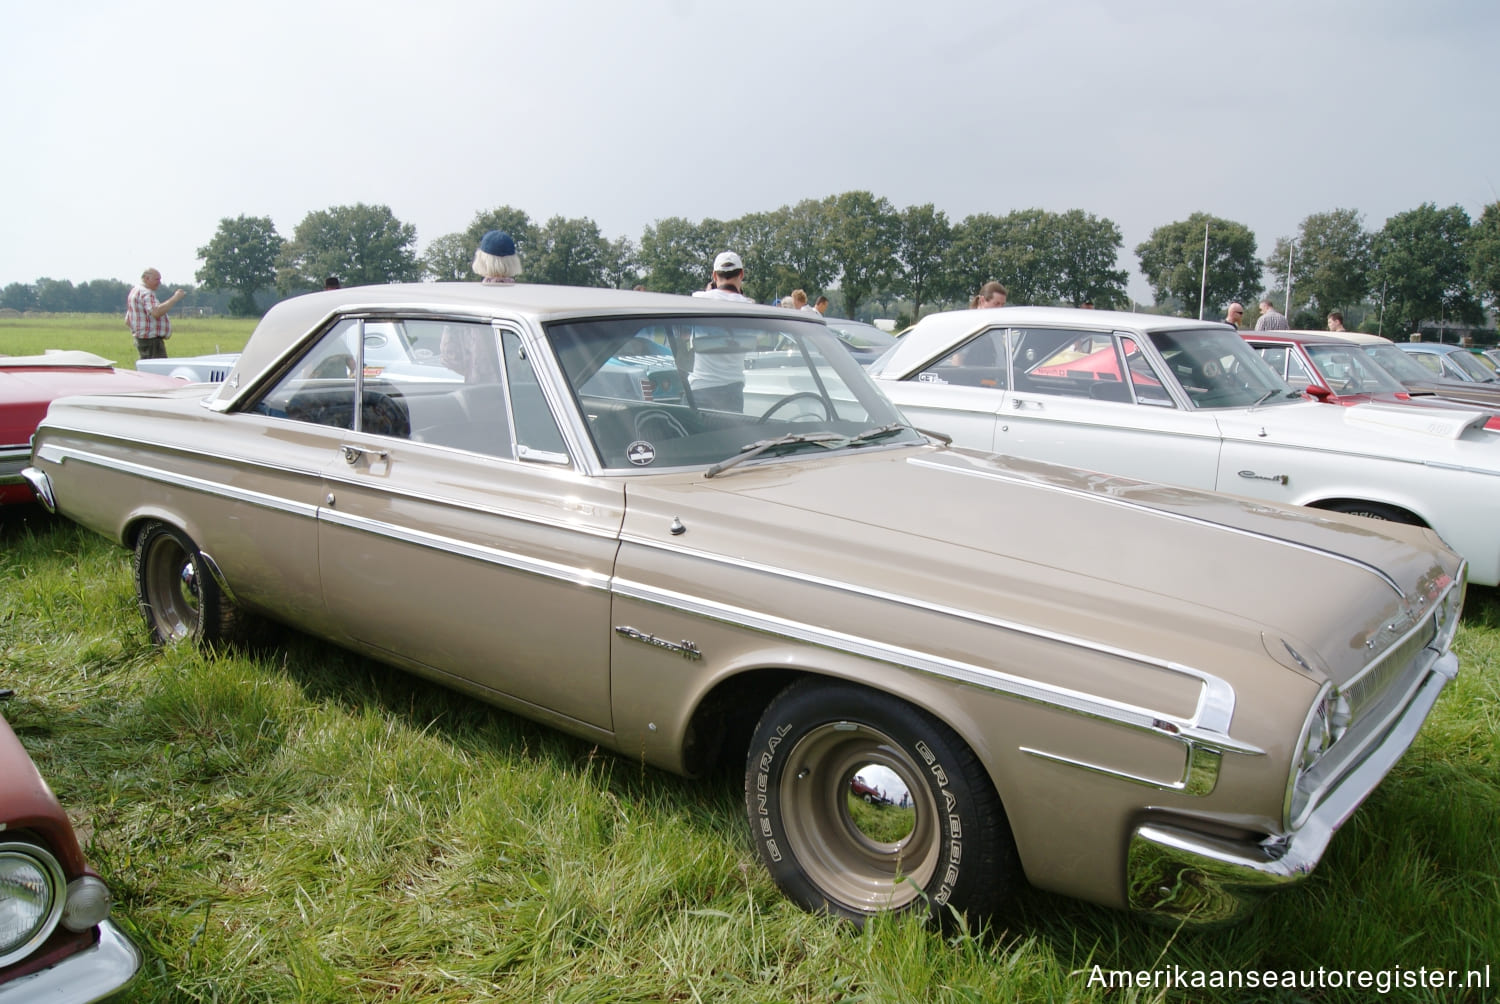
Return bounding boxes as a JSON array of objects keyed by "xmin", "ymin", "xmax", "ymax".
[
  {"xmin": 870, "ymin": 307, "xmax": 1500, "ymax": 585},
  {"xmin": 134, "ymin": 352, "xmax": 240, "ymax": 383}
]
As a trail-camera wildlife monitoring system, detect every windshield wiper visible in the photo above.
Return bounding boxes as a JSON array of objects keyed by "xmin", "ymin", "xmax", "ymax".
[
  {"xmin": 704, "ymin": 432, "xmax": 845, "ymax": 478},
  {"xmin": 703, "ymin": 423, "xmax": 912, "ymax": 479},
  {"xmin": 1249, "ymin": 389, "xmax": 1300, "ymax": 410}
]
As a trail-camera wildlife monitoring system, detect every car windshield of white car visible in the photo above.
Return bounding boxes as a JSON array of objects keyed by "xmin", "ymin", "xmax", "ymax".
[
  {"xmin": 1147, "ymin": 328, "xmax": 1297, "ymax": 409},
  {"xmin": 547, "ymin": 314, "xmax": 922, "ymax": 471},
  {"xmin": 1304, "ymin": 344, "xmax": 1405, "ymax": 394}
]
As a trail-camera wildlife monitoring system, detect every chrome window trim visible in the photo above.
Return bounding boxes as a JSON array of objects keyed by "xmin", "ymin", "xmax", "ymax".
[{"xmin": 907, "ymin": 455, "xmax": 1408, "ymax": 596}]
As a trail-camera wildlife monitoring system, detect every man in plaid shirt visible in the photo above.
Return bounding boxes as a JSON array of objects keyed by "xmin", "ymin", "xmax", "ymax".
[{"xmin": 126, "ymin": 268, "xmax": 186, "ymax": 359}]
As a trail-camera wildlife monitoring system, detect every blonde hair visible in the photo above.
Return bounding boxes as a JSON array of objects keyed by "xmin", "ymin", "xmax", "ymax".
[
  {"xmin": 472, "ymin": 248, "xmax": 523, "ymax": 280},
  {"xmin": 791, "ymin": 289, "xmax": 808, "ymax": 308}
]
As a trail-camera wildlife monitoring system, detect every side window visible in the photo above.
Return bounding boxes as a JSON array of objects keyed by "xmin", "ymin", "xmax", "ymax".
[
  {"xmin": 1122, "ymin": 337, "xmax": 1174, "ymax": 407},
  {"xmin": 1256, "ymin": 346, "xmax": 1288, "ymax": 378},
  {"xmin": 251, "ymin": 318, "xmax": 410, "ymax": 438},
  {"xmin": 912, "ymin": 329, "xmax": 1007, "ymax": 389},
  {"xmin": 1012, "ymin": 328, "xmax": 1132, "ymax": 402},
  {"xmin": 1410, "ymin": 353, "xmax": 1444, "ymax": 377},
  {"xmin": 503, "ymin": 331, "xmax": 570, "ymax": 461}
]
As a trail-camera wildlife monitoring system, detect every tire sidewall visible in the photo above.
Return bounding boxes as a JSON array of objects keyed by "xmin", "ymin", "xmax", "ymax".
[{"xmin": 746, "ymin": 680, "xmax": 980, "ymax": 922}]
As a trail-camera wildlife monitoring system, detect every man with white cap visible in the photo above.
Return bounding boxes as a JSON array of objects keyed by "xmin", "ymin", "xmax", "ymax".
[{"xmin": 689, "ymin": 251, "xmax": 751, "ymax": 410}]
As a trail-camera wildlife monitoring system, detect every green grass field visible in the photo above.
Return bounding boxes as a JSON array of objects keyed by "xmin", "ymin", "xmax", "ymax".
[
  {"xmin": 1, "ymin": 317, "xmax": 1497, "ymax": 1002},
  {"xmin": 0, "ymin": 313, "xmax": 256, "ymax": 363}
]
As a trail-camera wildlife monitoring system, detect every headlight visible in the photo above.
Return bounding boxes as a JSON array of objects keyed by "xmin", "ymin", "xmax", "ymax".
[
  {"xmin": 1285, "ymin": 683, "xmax": 1351, "ymax": 827},
  {"xmin": 0, "ymin": 842, "xmax": 66, "ymax": 967}
]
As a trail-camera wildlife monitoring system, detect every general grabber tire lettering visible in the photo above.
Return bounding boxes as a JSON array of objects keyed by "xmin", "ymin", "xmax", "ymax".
[
  {"xmin": 133, "ymin": 521, "xmax": 241, "ymax": 646},
  {"xmin": 745, "ymin": 678, "xmax": 1019, "ymax": 925}
]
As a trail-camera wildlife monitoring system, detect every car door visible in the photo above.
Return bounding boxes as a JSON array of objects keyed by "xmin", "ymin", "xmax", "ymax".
[
  {"xmin": 996, "ymin": 327, "xmax": 1223, "ymax": 489},
  {"xmin": 309, "ymin": 319, "xmax": 623, "ymax": 731},
  {"xmin": 880, "ymin": 327, "xmax": 1009, "ymax": 449}
]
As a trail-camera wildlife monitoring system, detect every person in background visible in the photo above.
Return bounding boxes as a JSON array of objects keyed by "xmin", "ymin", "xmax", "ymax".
[
  {"xmin": 1081, "ymin": 299, "xmax": 1095, "ymax": 309},
  {"xmin": 978, "ymin": 281, "xmax": 1008, "ymax": 307},
  {"xmin": 1223, "ymin": 301, "xmax": 1245, "ymax": 329},
  {"xmin": 689, "ymin": 251, "xmax": 751, "ymax": 410},
  {"xmin": 324, "ymin": 276, "xmax": 341, "ymax": 290},
  {"xmin": 813, "ymin": 295, "xmax": 829, "ymax": 315},
  {"xmin": 1327, "ymin": 310, "xmax": 1347, "ymax": 332},
  {"xmin": 473, "ymin": 230, "xmax": 523, "ymax": 284},
  {"xmin": 791, "ymin": 289, "xmax": 818, "ymax": 313},
  {"xmin": 125, "ymin": 268, "xmax": 185, "ymax": 360},
  {"xmin": 1255, "ymin": 297, "xmax": 1290, "ymax": 331}
]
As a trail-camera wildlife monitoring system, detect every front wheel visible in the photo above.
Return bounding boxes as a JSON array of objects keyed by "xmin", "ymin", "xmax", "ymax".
[
  {"xmin": 745, "ymin": 678, "xmax": 1018, "ymax": 924},
  {"xmin": 133, "ymin": 521, "xmax": 241, "ymax": 645}
]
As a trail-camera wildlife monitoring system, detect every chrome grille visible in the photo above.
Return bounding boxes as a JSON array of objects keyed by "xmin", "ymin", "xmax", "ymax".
[{"xmin": 1344, "ymin": 616, "xmax": 1437, "ymax": 724}]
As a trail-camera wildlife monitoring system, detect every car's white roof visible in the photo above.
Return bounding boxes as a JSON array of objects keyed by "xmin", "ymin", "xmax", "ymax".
[{"xmin": 876, "ymin": 306, "xmax": 1219, "ymax": 379}]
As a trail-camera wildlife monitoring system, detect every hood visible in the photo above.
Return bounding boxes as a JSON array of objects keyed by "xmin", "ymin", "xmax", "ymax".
[{"xmin": 626, "ymin": 445, "xmax": 1457, "ymax": 690}]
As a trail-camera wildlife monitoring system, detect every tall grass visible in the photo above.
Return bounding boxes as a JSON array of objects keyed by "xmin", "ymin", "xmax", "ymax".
[
  {"xmin": 0, "ymin": 314, "xmax": 256, "ymax": 363},
  {"xmin": 2, "ymin": 506, "xmax": 1496, "ymax": 1002}
]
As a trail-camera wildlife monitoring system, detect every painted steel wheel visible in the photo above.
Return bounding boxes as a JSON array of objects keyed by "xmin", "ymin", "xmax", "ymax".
[
  {"xmin": 746, "ymin": 678, "xmax": 1017, "ymax": 924},
  {"xmin": 133, "ymin": 521, "xmax": 237, "ymax": 645}
]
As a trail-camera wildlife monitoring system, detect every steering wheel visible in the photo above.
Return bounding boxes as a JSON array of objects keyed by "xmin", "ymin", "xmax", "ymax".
[
  {"xmin": 758, "ymin": 392, "xmax": 833, "ymax": 423},
  {"xmin": 635, "ymin": 408, "xmax": 689, "ymax": 440}
]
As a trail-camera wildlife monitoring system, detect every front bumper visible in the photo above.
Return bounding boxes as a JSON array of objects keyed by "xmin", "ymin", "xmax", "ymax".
[
  {"xmin": 0, "ymin": 920, "xmax": 141, "ymax": 1003},
  {"xmin": 1126, "ymin": 650, "xmax": 1458, "ymax": 925}
]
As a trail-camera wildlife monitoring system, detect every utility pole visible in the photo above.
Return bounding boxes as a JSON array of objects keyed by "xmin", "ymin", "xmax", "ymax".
[{"xmin": 1198, "ymin": 222, "xmax": 1209, "ymax": 320}]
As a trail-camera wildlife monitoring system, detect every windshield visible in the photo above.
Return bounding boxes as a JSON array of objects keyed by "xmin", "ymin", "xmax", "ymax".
[
  {"xmin": 1146, "ymin": 327, "xmax": 1297, "ymax": 408},
  {"xmin": 1445, "ymin": 349, "xmax": 1498, "ymax": 382},
  {"xmin": 1304, "ymin": 343, "xmax": 1406, "ymax": 394},
  {"xmin": 1361, "ymin": 344, "xmax": 1435, "ymax": 382},
  {"xmin": 547, "ymin": 314, "xmax": 923, "ymax": 471}
]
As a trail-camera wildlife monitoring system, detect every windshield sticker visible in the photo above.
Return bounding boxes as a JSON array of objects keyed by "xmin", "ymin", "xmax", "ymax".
[{"xmin": 626, "ymin": 441, "xmax": 657, "ymax": 466}]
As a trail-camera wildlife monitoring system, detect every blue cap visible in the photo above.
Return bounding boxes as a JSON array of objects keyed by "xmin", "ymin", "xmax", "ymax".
[{"xmin": 480, "ymin": 230, "xmax": 516, "ymax": 257}]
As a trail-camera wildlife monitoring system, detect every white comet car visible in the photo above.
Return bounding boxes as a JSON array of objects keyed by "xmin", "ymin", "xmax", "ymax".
[{"xmin": 870, "ymin": 307, "xmax": 1500, "ymax": 585}]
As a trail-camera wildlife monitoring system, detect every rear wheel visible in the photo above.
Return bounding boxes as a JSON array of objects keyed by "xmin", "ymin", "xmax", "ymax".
[
  {"xmin": 1320, "ymin": 501, "xmax": 1421, "ymax": 524},
  {"xmin": 133, "ymin": 521, "xmax": 240, "ymax": 645},
  {"xmin": 745, "ymin": 678, "xmax": 1018, "ymax": 925}
]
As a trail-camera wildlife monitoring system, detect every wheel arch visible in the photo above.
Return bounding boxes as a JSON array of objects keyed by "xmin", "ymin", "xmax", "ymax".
[{"xmin": 1301, "ymin": 496, "xmax": 1428, "ymax": 526}]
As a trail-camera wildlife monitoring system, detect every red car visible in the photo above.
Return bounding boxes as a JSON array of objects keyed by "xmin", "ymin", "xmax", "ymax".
[
  {"xmin": 1, "ymin": 352, "xmax": 181, "ymax": 504},
  {"xmin": 0, "ymin": 709, "xmax": 139, "ymax": 999},
  {"xmin": 1244, "ymin": 332, "xmax": 1500, "ymax": 431}
]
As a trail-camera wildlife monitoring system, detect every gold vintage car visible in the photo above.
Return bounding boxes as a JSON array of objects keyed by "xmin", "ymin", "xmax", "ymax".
[{"xmin": 25, "ymin": 284, "xmax": 1465, "ymax": 925}]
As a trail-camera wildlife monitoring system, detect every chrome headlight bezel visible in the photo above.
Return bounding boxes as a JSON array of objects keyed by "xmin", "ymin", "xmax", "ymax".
[
  {"xmin": 1284, "ymin": 682, "xmax": 1352, "ymax": 829},
  {"xmin": 1432, "ymin": 564, "xmax": 1467, "ymax": 655},
  {"xmin": 0, "ymin": 841, "xmax": 66, "ymax": 968}
]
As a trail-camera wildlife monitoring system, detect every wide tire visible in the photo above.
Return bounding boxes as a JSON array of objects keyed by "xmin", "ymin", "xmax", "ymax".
[
  {"xmin": 745, "ymin": 678, "xmax": 1018, "ymax": 925},
  {"xmin": 133, "ymin": 521, "xmax": 240, "ymax": 646},
  {"xmin": 1321, "ymin": 500, "xmax": 1421, "ymax": 524}
]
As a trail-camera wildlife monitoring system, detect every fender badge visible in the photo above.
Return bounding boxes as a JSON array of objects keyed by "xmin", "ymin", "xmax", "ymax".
[
  {"xmin": 1237, "ymin": 470, "xmax": 1288, "ymax": 485},
  {"xmin": 626, "ymin": 441, "xmax": 656, "ymax": 466},
  {"xmin": 615, "ymin": 626, "xmax": 702, "ymax": 660}
]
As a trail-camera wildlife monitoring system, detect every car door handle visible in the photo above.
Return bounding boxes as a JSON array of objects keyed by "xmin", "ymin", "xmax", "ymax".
[
  {"xmin": 341, "ymin": 444, "xmax": 389, "ymax": 465},
  {"xmin": 1010, "ymin": 397, "xmax": 1044, "ymax": 410}
]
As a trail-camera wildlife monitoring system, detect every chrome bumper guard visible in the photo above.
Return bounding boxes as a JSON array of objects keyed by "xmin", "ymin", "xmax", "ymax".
[
  {"xmin": 20, "ymin": 466, "xmax": 56, "ymax": 513},
  {"xmin": 1126, "ymin": 650, "xmax": 1457, "ymax": 925},
  {"xmin": 0, "ymin": 920, "xmax": 140, "ymax": 1003}
]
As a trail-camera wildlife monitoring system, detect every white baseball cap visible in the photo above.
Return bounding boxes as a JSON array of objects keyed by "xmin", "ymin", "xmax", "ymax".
[{"xmin": 713, "ymin": 251, "xmax": 744, "ymax": 273}]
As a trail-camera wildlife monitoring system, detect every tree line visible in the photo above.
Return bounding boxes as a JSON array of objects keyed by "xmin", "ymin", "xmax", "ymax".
[{"xmin": 5, "ymin": 196, "xmax": 1497, "ymax": 337}]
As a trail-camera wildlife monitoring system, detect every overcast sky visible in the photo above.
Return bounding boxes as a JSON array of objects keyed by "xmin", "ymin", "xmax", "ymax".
[{"xmin": 4, "ymin": 0, "xmax": 1496, "ymax": 305}]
